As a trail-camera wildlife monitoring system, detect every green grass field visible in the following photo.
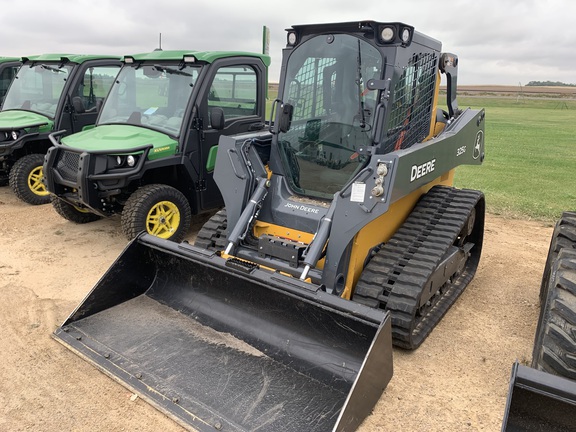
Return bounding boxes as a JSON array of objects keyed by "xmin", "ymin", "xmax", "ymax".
[
  {"xmin": 454, "ymin": 97, "xmax": 576, "ymax": 221},
  {"xmin": 266, "ymin": 88, "xmax": 575, "ymax": 222}
]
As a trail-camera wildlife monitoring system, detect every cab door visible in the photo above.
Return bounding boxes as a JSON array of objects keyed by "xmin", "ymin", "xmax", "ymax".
[
  {"xmin": 60, "ymin": 61, "xmax": 121, "ymax": 133},
  {"xmin": 194, "ymin": 58, "xmax": 267, "ymax": 211}
]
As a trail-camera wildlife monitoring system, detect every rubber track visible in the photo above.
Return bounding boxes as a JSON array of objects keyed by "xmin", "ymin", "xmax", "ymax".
[
  {"xmin": 354, "ymin": 186, "xmax": 483, "ymax": 349},
  {"xmin": 539, "ymin": 211, "xmax": 576, "ymax": 305},
  {"xmin": 532, "ymin": 214, "xmax": 576, "ymax": 380},
  {"xmin": 194, "ymin": 209, "xmax": 228, "ymax": 250}
]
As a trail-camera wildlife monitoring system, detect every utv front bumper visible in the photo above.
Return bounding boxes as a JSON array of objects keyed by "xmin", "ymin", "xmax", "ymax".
[{"xmin": 44, "ymin": 132, "xmax": 152, "ymax": 216}]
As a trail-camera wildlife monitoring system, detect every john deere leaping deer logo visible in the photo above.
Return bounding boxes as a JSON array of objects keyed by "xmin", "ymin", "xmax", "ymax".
[{"xmin": 473, "ymin": 131, "xmax": 483, "ymax": 160}]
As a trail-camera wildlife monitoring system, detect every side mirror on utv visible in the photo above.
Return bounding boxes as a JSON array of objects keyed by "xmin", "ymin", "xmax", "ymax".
[{"xmin": 210, "ymin": 107, "xmax": 225, "ymax": 130}]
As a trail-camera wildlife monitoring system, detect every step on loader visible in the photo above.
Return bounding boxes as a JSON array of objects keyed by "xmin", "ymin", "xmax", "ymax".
[
  {"xmin": 502, "ymin": 212, "xmax": 576, "ymax": 431},
  {"xmin": 54, "ymin": 21, "xmax": 486, "ymax": 431}
]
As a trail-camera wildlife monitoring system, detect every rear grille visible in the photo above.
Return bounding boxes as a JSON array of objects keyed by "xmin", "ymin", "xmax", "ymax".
[
  {"xmin": 55, "ymin": 150, "xmax": 81, "ymax": 183},
  {"xmin": 383, "ymin": 52, "xmax": 438, "ymax": 154}
]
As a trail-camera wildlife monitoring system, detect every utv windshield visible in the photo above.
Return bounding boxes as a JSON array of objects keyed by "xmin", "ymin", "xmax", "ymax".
[
  {"xmin": 98, "ymin": 63, "xmax": 200, "ymax": 137},
  {"xmin": 278, "ymin": 34, "xmax": 383, "ymax": 200},
  {"xmin": 2, "ymin": 62, "xmax": 73, "ymax": 118}
]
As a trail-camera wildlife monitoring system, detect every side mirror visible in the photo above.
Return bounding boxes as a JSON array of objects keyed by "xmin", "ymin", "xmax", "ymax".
[
  {"xmin": 278, "ymin": 103, "xmax": 293, "ymax": 133},
  {"xmin": 210, "ymin": 107, "xmax": 225, "ymax": 130}
]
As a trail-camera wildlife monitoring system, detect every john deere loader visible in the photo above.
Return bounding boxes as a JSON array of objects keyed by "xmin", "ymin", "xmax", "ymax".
[{"xmin": 54, "ymin": 21, "xmax": 485, "ymax": 431}]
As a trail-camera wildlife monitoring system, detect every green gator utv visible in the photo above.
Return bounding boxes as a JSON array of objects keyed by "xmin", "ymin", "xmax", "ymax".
[
  {"xmin": 0, "ymin": 54, "xmax": 121, "ymax": 203},
  {"xmin": 0, "ymin": 57, "xmax": 21, "ymax": 106},
  {"xmin": 54, "ymin": 21, "xmax": 485, "ymax": 432},
  {"xmin": 44, "ymin": 50, "xmax": 270, "ymax": 242}
]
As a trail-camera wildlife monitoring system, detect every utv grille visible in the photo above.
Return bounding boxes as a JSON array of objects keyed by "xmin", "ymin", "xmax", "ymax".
[
  {"xmin": 384, "ymin": 52, "xmax": 438, "ymax": 153},
  {"xmin": 55, "ymin": 150, "xmax": 81, "ymax": 183}
]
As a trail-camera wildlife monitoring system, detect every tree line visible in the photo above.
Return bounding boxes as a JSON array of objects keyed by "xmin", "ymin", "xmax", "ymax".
[{"xmin": 526, "ymin": 81, "xmax": 576, "ymax": 87}]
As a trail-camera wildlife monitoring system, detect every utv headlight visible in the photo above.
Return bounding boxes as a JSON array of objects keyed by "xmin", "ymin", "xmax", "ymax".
[
  {"xmin": 116, "ymin": 156, "xmax": 124, "ymax": 166},
  {"xmin": 126, "ymin": 155, "xmax": 136, "ymax": 167},
  {"xmin": 11, "ymin": 131, "xmax": 18, "ymax": 140}
]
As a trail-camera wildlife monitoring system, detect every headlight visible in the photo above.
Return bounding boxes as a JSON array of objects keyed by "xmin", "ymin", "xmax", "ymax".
[
  {"xmin": 109, "ymin": 154, "xmax": 138, "ymax": 169},
  {"xmin": 380, "ymin": 27, "xmax": 395, "ymax": 42},
  {"xmin": 287, "ymin": 31, "xmax": 297, "ymax": 46},
  {"xmin": 11, "ymin": 131, "xmax": 18, "ymax": 140},
  {"xmin": 401, "ymin": 28, "xmax": 411, "ymax": 44}
]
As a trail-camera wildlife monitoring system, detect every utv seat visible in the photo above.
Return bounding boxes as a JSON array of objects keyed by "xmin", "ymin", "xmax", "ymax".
[{"xmin": 72, "ymin": 96, "xmax": 102, "ymax": 114}]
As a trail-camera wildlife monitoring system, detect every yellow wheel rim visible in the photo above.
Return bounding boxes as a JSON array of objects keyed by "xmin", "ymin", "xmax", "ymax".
[
  {"xmin": 73, "ymin": 205, "xmax": 91, "ymax": 213},
  {"xmin": 146, "ymin": 200, "xmax": 181, "ymax": 239},
  {"xmin": 28, "ymin": 165, "xmax": 49, "ymax": 196}
]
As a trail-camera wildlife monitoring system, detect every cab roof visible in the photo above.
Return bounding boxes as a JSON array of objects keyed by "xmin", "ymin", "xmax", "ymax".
[
  {"xmin": 0, "ymin": 56, "xmax": 20, "ymax": 64},
  {"xmin": 22, "ymin": 53, "xmax": 121, "ymax": 64},
  {"xmin": 125, "ymin": 50, "xmax": 271, "ymax": 67}
]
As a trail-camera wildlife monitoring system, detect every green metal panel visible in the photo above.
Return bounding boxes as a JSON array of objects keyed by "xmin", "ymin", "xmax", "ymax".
[
  {"xmin": 0, "ymin": 110, "xmax": 52, "ymax": 130},
  {"xmin": 61, "ymin": 124, "xmax": 178, "ymax": 159},
  {"xmin": 205, "ymin": 145, "xmax": 218, "ymax": 172},
  {"xmin": 127, "ymin": 50, "xmax": 270, "ymax": 66},
  {"xmin": 0, "ymin": 56, "xmax": 20, "ymax": 64},
  {"xmin": 22, "ymin": 53, "xmax": 121, "ymax": 64}
]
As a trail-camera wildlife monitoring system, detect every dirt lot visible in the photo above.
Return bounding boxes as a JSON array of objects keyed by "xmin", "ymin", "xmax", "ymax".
[{"xmin": 0, "ymin": 186, "xmax": 554, "ymax": 431}]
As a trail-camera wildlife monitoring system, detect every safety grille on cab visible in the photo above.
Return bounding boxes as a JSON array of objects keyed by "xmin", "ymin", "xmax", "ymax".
[
  {"xmin": 55, "ymin": 151, "xmax": 81, "ymax": 182},
  {"xmin": 384, "ymin": 52, "xmax": 438, "ymax": 153}
]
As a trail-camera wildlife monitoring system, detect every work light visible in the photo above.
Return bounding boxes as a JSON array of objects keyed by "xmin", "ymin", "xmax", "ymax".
[{"xmin": 380, "ymin": 27, "xmax": 395, "ymax": 42}]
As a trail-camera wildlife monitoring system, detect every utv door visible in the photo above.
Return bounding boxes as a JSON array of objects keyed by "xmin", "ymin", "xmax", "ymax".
[
  {"xmin": 196, "ymin": 58, "xmax": 268, "ymax": 210},
  {"xmin": 0, "ymin": 61, "xmax": 20, "ymax": 104},
  {"xmin": 58, "ymin": 61, "xmax": 121, "ymax": 133}
]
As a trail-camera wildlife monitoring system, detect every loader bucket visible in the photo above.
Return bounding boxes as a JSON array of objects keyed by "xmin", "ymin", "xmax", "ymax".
[
  {"xmin": 53, "ymin": 234, "xmax": 393, "ymax": 432},
  {"xmin": 501, "ymin": 362, "xmax": 576, "ymax": 431}
]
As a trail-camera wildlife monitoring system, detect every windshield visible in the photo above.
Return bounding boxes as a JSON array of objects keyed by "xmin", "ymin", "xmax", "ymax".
[
  {"xmin": 278, "ymin": 34, "xmax": 382, "ymax": 200},
  {"xmin": 98, "ymin": 63, "xmax": 200, "ymax": 137},
  {"xmin": 2, "ymin": 63, "xmax": 73, "ymax": 118}
]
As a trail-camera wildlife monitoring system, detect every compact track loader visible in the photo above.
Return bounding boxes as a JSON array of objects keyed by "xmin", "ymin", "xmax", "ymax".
[{"xmin": 54, "ymin": 21, "xmax": 485, "ymax": 431}]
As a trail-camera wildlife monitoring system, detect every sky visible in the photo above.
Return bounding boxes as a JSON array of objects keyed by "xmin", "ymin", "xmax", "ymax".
[{"xmin": 2, "ymin": 0, "xmax": 575, "ymax": 86}]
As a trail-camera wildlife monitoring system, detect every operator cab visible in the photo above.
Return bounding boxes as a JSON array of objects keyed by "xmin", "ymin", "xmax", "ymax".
[
  {"xmin": 274, "ymin": 22, "xmax": 441, "ymax": 201},
  {"xmin": 276, "ymin": 33, "xmax": 379, "ymax": 200}
]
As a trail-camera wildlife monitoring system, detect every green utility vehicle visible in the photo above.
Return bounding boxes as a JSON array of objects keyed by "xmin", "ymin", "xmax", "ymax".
[
  {"xmin": 0, "ymin": 57, "xmax": 21, "ymax": 106},
  {"xmin": 0, "ymin": 54, "xmax": 121, "ymax": 203},
  {"xmin": 44, "ymin": 50, "xmax": 270, "ymax": 242}
]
